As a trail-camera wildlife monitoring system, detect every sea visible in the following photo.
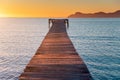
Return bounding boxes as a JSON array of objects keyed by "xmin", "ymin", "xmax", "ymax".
[{"xmin": 0, "ymin": 18, "xmax": 120, "ymax": 80}]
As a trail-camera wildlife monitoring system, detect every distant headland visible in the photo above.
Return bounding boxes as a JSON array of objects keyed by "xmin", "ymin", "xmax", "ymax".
[{"xmin": 68, "ymin": 10, "xmax": 120, "ymax": 18}]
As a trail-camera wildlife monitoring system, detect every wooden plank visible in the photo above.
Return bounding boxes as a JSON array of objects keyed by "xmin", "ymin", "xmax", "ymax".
[{"xmin": 19, "ymin": 19, "xmax": 93, "ymax": 80}]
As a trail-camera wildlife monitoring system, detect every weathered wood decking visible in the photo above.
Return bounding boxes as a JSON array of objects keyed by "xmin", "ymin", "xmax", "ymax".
[{"xmin": 19, "ymin": 19, "xmax": 93, "ymax": 80}]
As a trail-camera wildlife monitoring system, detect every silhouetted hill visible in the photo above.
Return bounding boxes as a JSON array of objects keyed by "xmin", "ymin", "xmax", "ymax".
[{"xmin": 68, "ymin": 10, "xmax": 120, "ymax": 18}]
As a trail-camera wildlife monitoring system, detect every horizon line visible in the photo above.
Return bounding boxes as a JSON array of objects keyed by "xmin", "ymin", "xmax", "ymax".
[{"xmin": 0, "ymin": 10, "xmax": 120, "ymax": 18}]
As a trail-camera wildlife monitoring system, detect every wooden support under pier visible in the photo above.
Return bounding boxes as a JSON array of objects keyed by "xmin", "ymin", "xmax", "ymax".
[{"xmin": 19, "ymin": 19, "xmax": 93, "ymax": 80}]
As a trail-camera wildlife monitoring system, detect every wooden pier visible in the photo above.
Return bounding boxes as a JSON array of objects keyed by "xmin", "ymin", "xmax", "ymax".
[{"xmin": 19, "ymin": 19, "xmax": 93, "ymax": 80}]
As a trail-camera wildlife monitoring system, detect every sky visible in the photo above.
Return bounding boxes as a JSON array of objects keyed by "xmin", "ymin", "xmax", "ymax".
[{"xmin": 0, "ymin": 0, "xmax": 120, "ymax": 17}]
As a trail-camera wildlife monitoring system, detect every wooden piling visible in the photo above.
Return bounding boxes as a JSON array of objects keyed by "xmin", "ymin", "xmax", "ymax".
[{"xmin": 19, "ymin": 19, "xmax": 93, "ymax": 80}]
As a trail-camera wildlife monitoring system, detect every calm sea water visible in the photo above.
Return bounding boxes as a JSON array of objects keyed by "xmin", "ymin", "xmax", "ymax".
[{"xmin": 0, "ymin": 18, "xmax": 120, "ymax": 80}]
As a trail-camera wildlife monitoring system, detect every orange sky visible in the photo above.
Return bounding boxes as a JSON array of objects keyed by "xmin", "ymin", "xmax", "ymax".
[{"xmin": 0, "ymin": 0, "xmax": 120, "ymax": 17}]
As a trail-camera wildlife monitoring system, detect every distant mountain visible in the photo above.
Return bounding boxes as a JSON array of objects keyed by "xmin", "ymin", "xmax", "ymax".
[{"xmin": 68, "ymin": 10, "xmax": 120, "ymax": 18}]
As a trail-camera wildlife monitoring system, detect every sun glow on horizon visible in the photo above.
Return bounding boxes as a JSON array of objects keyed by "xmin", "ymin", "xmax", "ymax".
[
  {"xmin": 0, "ymin": 9, "xmax": 8, "ymax": 17},
  {"xmin": 0, "ymin": 13, "xmax": 7, "ymax": 17}
]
